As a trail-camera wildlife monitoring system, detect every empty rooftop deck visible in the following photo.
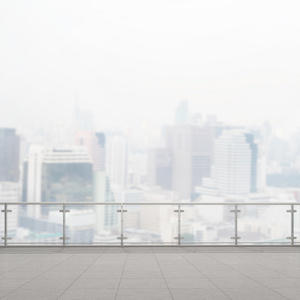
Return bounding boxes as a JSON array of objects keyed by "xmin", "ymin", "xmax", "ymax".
[{"xmin": 0, "ymin": 247, "xmax": 300, "ymax": 300}]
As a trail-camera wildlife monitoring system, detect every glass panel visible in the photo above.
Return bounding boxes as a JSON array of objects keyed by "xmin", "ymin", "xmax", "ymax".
[
  {"xmin": 238, "ymin": 205, "xmax": 291, "ymax": 245},
  {"xmin": 181, "ymin": 204, "xmax": 235, "ymax": 245},
  {"xmin": 123, "ymin": 204, "xmax": 178, "ymax": 245},
  {"xmin": 7, "ymin": 204, "xmax": 63, "ymax": 245},
  {"xmin": 0, "ymin": 204, "xmax": 4, "ymax": 245},
  {"xmin": 65, "ymin": 204, "xmax": 121, "ymax": 245}
]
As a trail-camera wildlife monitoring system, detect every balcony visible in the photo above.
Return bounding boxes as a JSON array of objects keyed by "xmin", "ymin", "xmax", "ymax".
[
  {"xmin": 0, "ymin": 246, "xmax": 299, "ymax": 299},
  {"xmin": 1, "ymin": 202, "xmax": 300, "ymax": 299}
]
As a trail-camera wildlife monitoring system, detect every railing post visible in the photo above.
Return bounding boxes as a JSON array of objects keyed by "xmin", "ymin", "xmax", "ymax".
[
  {"xmin": 4, "ymin": 203, "xmax": 7, "ymax": 246},
  {"xmin": 174, "ymin": 204, "xmax": 184, "ymax": 245},
  {"xmin": 121, "ymin": 204, "xmax": 124, "ymax": 246},
  {"xmin": 59, "ymin": 203, "xmax": 70, "ymax": 246},
  {"xmin": 117, "ymin": 205, "xmax": 127, "ymax": 246},
  {"xmin": 291, "ymin": 204, "xmax": 295, "ymax": 246},
  {"xmin": 287, "ymin": 204, "xmax": 297, "ymax": 245},
  {"xmin": 1, "ymin": 203, "xmax": 12, "ymax": 246},
  {"xmin": 231, "ymin": 204, "xmax": 241, "ymax": 246},
  {"xmin": 62, "ymin": 203, "xmax": 66, "ymax": 247}
]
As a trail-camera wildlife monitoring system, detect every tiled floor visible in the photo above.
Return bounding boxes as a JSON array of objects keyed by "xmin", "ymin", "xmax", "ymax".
[{"xmin": 0, "ymin": 247, "xmax": 300, "ymax": 299}]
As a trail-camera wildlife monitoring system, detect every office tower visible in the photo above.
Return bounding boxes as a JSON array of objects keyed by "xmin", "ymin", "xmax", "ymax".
[
  {"xmin": 0, "ymin": 128, "xmax": 20, "ymax": 182},
  {"xmin": 147, "ymin": 148, "xmax": 172, "ymax": 190},
  {"xmin": 75, "ymin": 131, "xmax": 106, "ymax": 171},
  {"xmin": 106, "ymin": 136, "xmax": 128, "ymax": 188},
  {"xmin": 23, "ymin": 146, "xmax": 93, "ymax": 218},
  {"xmin": 245, "ymin": 133, "xmax": 258, "ymax": 193},
  {"xmin": 191, "ymin": 113, "xmax": 203, "ymax": 126},
  {"xmin": 0, "ymin": 182, "xmax": 19, "ymax": 240},
  {"xmin": 73, "ymin": 106, "xmax": 94, "ymax": 132},
  {"xmin": 165, "ymin": 125, "xmax": 214, "ymax": 198},
  {"xmin": 175, "ymin": 100, "xmax": 189, "ymax": 125},
  {"xmin": 256, "ymin": 144, "xmax": 267, "ymax": 192},
  {"xmin": 212, "ymin": 130, "xmax": 251, "ymax": 195}
]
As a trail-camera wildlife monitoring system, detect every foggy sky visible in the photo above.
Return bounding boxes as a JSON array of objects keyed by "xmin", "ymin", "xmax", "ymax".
[{"xmin": 1, "ymin": 0, "xmax": 300, "ymax": 136}]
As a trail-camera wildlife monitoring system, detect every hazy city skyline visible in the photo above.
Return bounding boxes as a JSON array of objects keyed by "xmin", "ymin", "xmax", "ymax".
[{"xmin": 1, "ymin": 1, "xmax": 300, "ymax": 137}]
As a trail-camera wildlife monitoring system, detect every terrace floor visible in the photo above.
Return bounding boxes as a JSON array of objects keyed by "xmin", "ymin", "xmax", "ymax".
[{"xmin": 0, "ymin": 247, "xmax": 300, "ymax": 300}]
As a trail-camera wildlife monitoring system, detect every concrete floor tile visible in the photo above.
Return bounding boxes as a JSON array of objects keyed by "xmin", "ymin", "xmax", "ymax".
[
  {"xmin": 119, "ymin": 278, "xmax": 167, "ymax": 289},
  {"xmin": 58, "ymin": 289, "xmax": 117, "ymax": 300},
  {"xmin": 81, "ymin": 270, "xmax": 123, "ymax": 279},
  {"xmin": 21, "ymin": 278, "xmax": 75, "ymax": 290},
  {"xmin": 162, "ymin": 269, "xmax": 205, "ymax": 279},
  {"xmin": 0, "ymin": 289, "xmax": 13, "ymax": 298},
  {"xmin": 258, "ymin": 277, "xmax": 300, "ymax": 288},
  {"xmin": 0, "ymin": 271, "xmax": 44, "ymax": 279},
  {"xmin": 200, "ymin": 269, "xmax": 246, "ymax": 279},
  {"xmin": 240, "ymin": 270, "xmax": 288, "ymax": 278},
  {"xmin": 221, "ymin": 288, "xmax": 286, "ymax": 300},
  {"xmin": 0, "ymin": 278, "xmax": 31, "ymax": 289},
  {"xmin": 116, "ymin": 288, "xmax": 173, "ymax": 300},
  {"xmin": 1, "ymin": 289, "xmax": 65, "ymax": 300},
  {"xmin": 38, "ymin": 271, "xmax": 83, "ymax": 279},
  {"xmin": 122, "ymin": 270, "xmax": 163, "ymax": 279},
  {"xmin": 210, "ymin": 278, "xmax": 264, "ymax": 289},
  {"xmin": 273, "ymin": 287, "xmax": 300, "ymax": 300},
  {"xmin": 165, "ymin": 278, "xmax": 216, "ymax": 289},
  {"xmin": 170, "ymin": 288, "xmax": 230, "ymax": 300},
  {"xmin": 70, "ymin": 278, "xmax": 120, "ymax": 290}
]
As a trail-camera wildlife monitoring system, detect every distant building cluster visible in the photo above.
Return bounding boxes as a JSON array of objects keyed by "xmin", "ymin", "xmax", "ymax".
[{"xmin": 1, "ymin": 102, "xmax": 300, "ymax": 245}]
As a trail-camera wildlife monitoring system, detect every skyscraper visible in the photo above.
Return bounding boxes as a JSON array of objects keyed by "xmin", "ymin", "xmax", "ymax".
[
  {"xmin": 106, "ymin": 136, "xmax": 128, "ymax": 188},
  {"xmin": 0, "ymin": 128, "xmax": 20, "ymax": 182},
  {"xmin": 147, "ymin": 148, "xmax": 172, "ymax": 190},
  {"xmin": 175, "ymin": 100, "xmax": 189, "ymax": 125},
  {"xmin": 212, "ymin": 130, "xmax": 252, "ymax": 195},
  {"xmin": 160, "ymin": 125, "xmax": 214, "ymax": 198},
  {"xmin": 23, "ymin": 146, "xmax": 93, "ymax": 218},
  {"xmin": 75, "ymin": 131, "xmax": 106, "ymax": 171},
  {"xmin": 245, "ymin": 133, "xmax": 258, "ymax": 193}
]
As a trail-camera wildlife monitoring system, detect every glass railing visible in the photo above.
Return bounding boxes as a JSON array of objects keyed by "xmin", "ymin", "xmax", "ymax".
[{"xmin": 0, "ymin": 202, "xmax": 299, "ymax": 246}]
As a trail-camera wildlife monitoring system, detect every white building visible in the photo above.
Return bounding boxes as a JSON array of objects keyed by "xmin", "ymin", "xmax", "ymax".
[
  {"xmin": 25, "ymin": 145, "xmax": 92, "ymax": 218},
  {"xmin": 106, "ymin": 136, "xmax": 128, "ymax": 188},
  {"xmin": 0, "ymin": 182, "xmax": 19, "ymax": 240},
  {"xmin": 198, "ymin": 130, "xmax": 252, "ymax": 197}
]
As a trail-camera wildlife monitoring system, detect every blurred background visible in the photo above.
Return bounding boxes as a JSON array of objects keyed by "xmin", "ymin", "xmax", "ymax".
[{"xmin": 1, "ymin": 0, "xmax": 300, "ymax": 245}]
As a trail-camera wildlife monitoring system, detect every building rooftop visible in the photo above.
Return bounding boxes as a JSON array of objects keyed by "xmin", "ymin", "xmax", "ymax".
[{"xmin": 0, "ymin": 246, "xmax": 299, "ymax": 299}]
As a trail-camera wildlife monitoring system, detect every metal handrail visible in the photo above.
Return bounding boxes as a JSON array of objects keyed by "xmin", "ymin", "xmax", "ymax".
[
  {"xmin": 1, "ymin": 202, "xmax": 300, "ymax": 205},
  {"xmin": 1, "ymin": 201, "xmax": 299, "ymax": 247}
]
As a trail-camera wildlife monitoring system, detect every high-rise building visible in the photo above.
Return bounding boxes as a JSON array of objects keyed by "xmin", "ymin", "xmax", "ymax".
[
  {"xmin": 212, "ymin": 130, "xmax": 252, "ymax": 195},
  {"xmin": 245, "ymin": 133, "xmax": 258, "ymax": 193},
  {"xmin": 23, "ymin": 146, "xmax": 93, "ymax": 218},
  {"xmin": 147, "ymin": 148, "xmax": 172, "ymax": 190},
  {"xmin": 106, "ymin": 136, "xmax": 128, "ymax": 188},
  {"xmin": 165, "ymin": 125, "xmax": 214, "ymax": 198},
  {"xmin": 72, "ymin": 106, "xmax": 94, "ymax": 132},
  {"xmin": 75, "ymin": 131, "xmax": 106, "ymax": 171},
  {"xmin": 175, "ymin": 100, "xmax": 189, "ymax": 125},
  {"xmin": 0, "ymin": 128, "xmax": 20, "ymax": 182}
]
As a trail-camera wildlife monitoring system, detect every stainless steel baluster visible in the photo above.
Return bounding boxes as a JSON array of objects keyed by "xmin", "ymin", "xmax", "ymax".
[
  {"xmin": 4, "ymin": 203, "xmax": 7, "ymax": 246},
  {"xmin": 286, "ymin": 204, "xmax": 297, "ymax": 245},
  {"xmin": 174, "ymin": 204, "xmax": 184, "ymax": 246},
  {"xmin": 117, "ymin": 205, "xmax": 127, "ymax": 246},
  {"xmin": 62, "ymin": 203, "xmax": 66, "ymax": 247},
  {"xmin": 59, "ymin": 203, "xmax": 70, "ymax": 246},
  {"xmin": 1, "ymin": 203, "xmax": 12, "ymax": 246},
  {"xmin": 231, "ymin": 204, "xmax": 241, "ymax": 246}
]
